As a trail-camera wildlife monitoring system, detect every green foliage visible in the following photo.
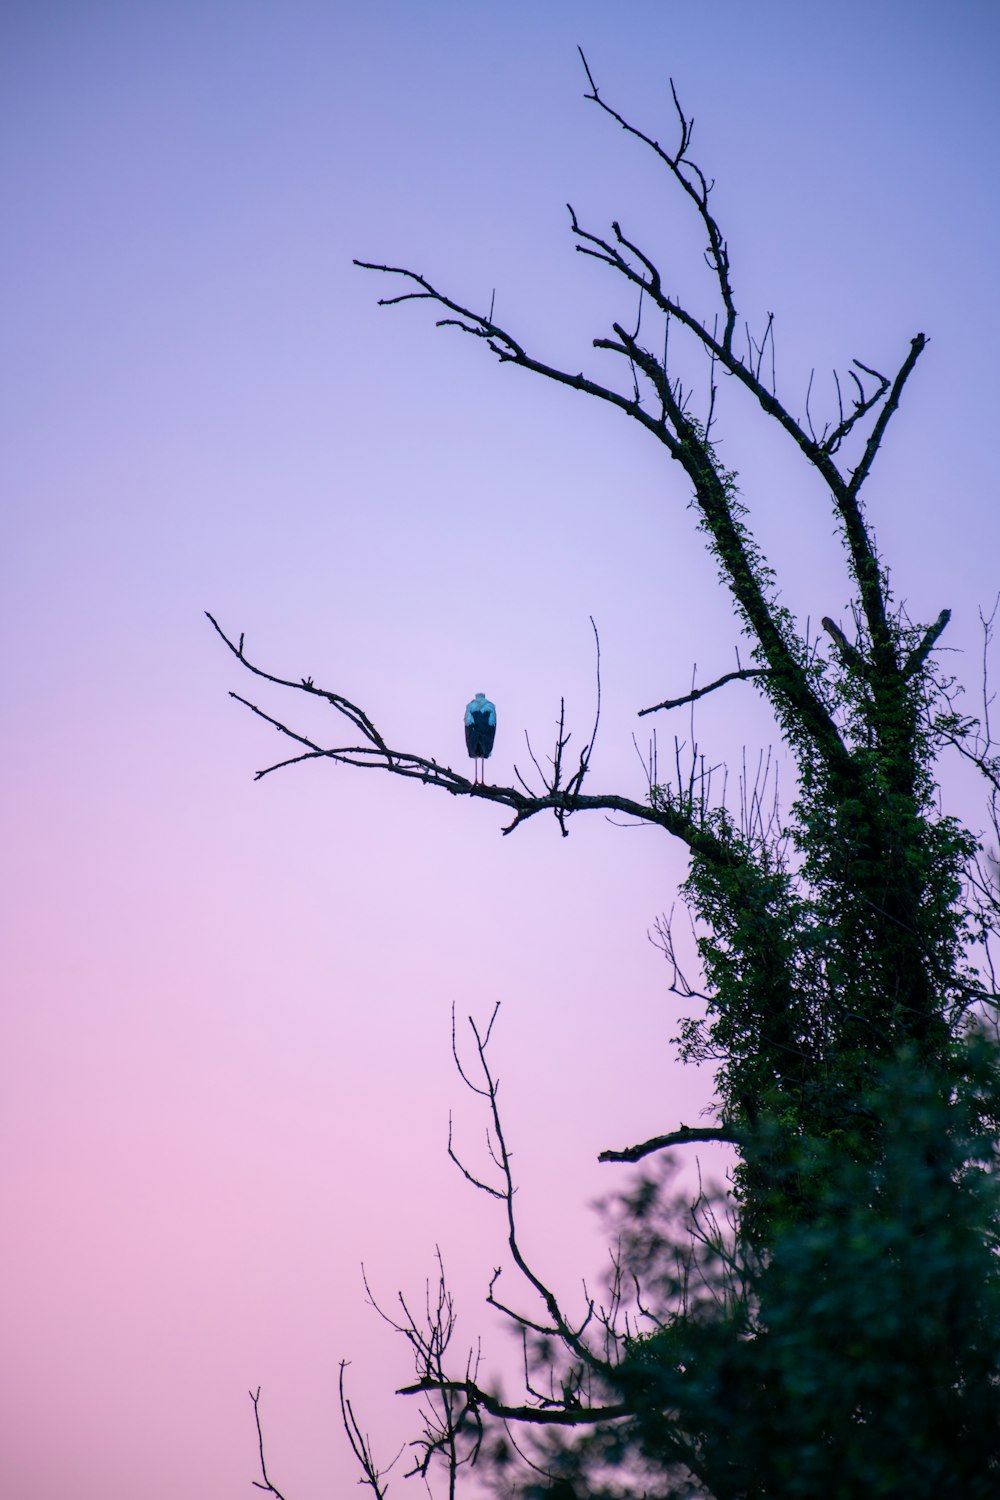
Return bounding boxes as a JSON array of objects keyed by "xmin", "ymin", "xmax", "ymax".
[
  {"xmin": 742, "ymin": 1061, "xmax": 1000, "ymax": 1499},
  {"xmin": 654, "ymin": 532, "xmax": 984, "ymax": 1240},
  {"xmin": 517, "ymin": 1046, "xmax": 1000, "ymax": 1500}
]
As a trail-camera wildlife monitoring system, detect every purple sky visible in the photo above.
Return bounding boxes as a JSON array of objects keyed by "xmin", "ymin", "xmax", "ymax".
[{"xmin": 3, "ymin": 3, "xmax": 999, "ymax": 1496}]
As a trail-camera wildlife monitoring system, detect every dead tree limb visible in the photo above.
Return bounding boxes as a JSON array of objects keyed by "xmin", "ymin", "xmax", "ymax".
[
  {"xmin": 338, "ymin": 1362, "xmax": 399, "ymax": 1500},
  {"xmin": 599, "ymin": 1125, "xmax": 741, "ymax": 1165},
  {"xmin": 249, "ymin": 1388, "xmax": 289, "ymax": 1500},
  {"xmin": 356, "ymin": 1007, "xmax": 715, "ymax": 1490},
  {"xmin": 207, "ymin": 611, "xmax": 756, "ymax": 862},
  {"xmin": 639, "ymin": 668, "xmax": 768, "ymax": 718}
]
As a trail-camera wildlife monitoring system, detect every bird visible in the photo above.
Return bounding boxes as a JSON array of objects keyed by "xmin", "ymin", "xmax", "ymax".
[{"xmin": 464, "ymin": 692, "xmax": 496, "ymax": 785}]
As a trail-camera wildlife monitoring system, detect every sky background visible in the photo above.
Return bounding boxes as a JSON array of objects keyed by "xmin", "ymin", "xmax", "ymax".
[{"xmin": 3, "ymin": 2, "xmax": 999, "ymax": 1496}]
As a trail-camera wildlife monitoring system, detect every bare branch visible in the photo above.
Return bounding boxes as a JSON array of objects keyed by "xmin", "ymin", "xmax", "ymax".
[
  {"xmin": 396, "ymin": 1375, "xmax": 630, "ymax": 1428},
  {"xmin": 904, "ymin": 607, "xmax": 952, "ymax": 678},
  {"xmin": 207, "ymin": 612, "xmax": 388, "ymax": 754},
  {"xmin": 650, "ymin": 905, "xmax": 713, "ymax": 1003},
  {"xmin": 447, "ymin": 1113, "xmax": 504, "ymax": 1200},
  {"xmin": 564, "ymin": 617, "xmax": 602, "ymax": 798},
  {"xmin": 639, "ymin": 666, "xmax": 768, "ymax": 718},
  {"xmin": 249, "ymin": 1389, "xmax": 289, "ymax": 1500},
  {"xmin": 339, "ymin": 1363, "xmax": 399, "ymax": 1499},
  {"xmin": 577, "ymin": 50, "xmax": 737, "ymax": 354},
  {"xmin": 354, "ymin": 238, "xmax": 879, "ymax": 785},
  {"xmin": 821, "ymin": 616, "xmax": 867, "ymax": 676},
  {"xmin": 820, "ymin": 358, "xmax": 890, "ymax": 455},
  {"xmin": 848, "ymin": 333, "xmax": 928, "ymax": 499},
  {"xmin": 599, "ymin": 1126, "xmax": 741, "ymax": 1164},
  {"xmin": 361, "ymin": 1253, "xmax": 481, "ymax": 1487},
  {"xmin": 450, "ymin": 1007, "xmax": 613, "ymax": 1373},
  {"xmin": 210, "ymin": 618, "xmax": 752, "ymax": 866},
  {"xmin": 352, "ymin": 259, "xmax": 670, "ymax": 443}
]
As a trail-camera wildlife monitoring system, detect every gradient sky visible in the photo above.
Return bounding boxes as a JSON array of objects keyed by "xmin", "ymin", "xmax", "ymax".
[{"xmin": 3, "ymin": 3, "xmax": 999, "ymax": 1496}]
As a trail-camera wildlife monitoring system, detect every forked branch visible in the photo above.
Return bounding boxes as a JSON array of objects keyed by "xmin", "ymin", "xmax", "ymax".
[
  {"xmin": 250, "ymin": 1388, "xmax": 289, "ymax": 1500},
  {"xmin": 207, "ymin": 611, "xmax": 750, "ymax": 864},
  {"xmin": 578, "ymin": 48, "xmax": 737, "ymax": 354},
  {"xmin": 350, "ymin": 1008, "xmax": 646, "ymax": 1491},
  {"xmin": 448, "ymin": 1004, "xmax": 611, "ymax": 1369},
  {"xmin": 338, "ymin": 1363, "xmax": 397, "ymax": 1500}
]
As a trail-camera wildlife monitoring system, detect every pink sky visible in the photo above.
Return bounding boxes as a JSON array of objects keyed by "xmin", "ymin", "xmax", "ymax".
[{"xmin": 3, "ymin": 3, "xmax": 999, "ymax": 1496}]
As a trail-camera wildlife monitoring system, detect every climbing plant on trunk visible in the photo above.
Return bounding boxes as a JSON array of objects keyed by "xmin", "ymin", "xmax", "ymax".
[{"xmin": 220, "ymin": 52, "xmax": 1000, "ymax": 1500}]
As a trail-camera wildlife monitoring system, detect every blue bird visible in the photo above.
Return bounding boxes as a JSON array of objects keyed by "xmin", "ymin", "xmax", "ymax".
[{"xmin": 465, "ymin": 692, "xmax": 496, "ymax": 784}]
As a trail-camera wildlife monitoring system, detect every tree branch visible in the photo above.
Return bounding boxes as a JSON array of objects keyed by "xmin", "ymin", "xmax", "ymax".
[
  {"xmin": 577, "ymin": 49, "xmax": 737, "ymax": 355},
  {"xmin": 599, "ymin": 1126, "xmax": 741, "ymax": 1164},
  {"xmin": 819, "ymin": 359, "xmax": 890, "ymax": 454},
  {"xmin": 396, "ymin": 1375, "xmax": 630, "ymax": 1428},
  {"xmin": 206, "ymin": 611, "xmax": 388, "ymax": 754},
  {"xmin": 566, "ymin": 61, "xmax": 927, "ymax": 686},
  {"xmin": 451, "ymin": 1007, "xmax": 611, "ymax": 1372},
  {"xmin": 338, "ymin": 1363, "xmax": 397, "ymax": 1500},
  {"xmin": 209, "ymin": 614, "xmax": 750, "ymax": 865},
  {"xmin": 821, "ymin": 616, "xmax": 867, "ymax": 676},
  {"xmin": 249, "ymin": 1389, "xmax": 289, "ymax": 1500},
  {"xmin": 904, "ymin": 607, "xmax": 951, "ymax": 678},
  {"xmin": 351, "ymin": 260, "xmax": 671, "ymax": 444},
  {"xmin": 639, "ymin": 667, "xmax": 768, "ymax": 719},
  {"xmin": 355, "ymin": 199, "xmax": 891, "ymax": 784},
  {"xmin": 848, "ymin": 333, "xmax": 927, "ymax": 500}
]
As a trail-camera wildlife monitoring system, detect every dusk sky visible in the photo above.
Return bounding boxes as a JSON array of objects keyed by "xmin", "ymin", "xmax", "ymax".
[{"xmin": 3, "ymin": 3, "xmax": 999, "ymax": 1496}]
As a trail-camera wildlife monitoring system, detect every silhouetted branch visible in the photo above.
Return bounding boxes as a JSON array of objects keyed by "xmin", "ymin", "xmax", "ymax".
[
  {"xmin": 350, "ymin": 258, "xmax": 670, "ymax": 444},
  {"xmin": 564, "ymin": 616, "xmax": 602, "ymax": 798},
  {"xmin": 339, "ymin": 1363, "xmax": 398, "ymax": 1499},
  {"xmin": 207, "ymin": 611, "xmax": 388, "ymax": 754},
  {"xmin": 820, "ymin": 359, "xmax": 890, "ymax": 454},
  {"xmin": 250, "ymin": 1388, "xmax": 289, "ymax": 1500},
  {"xmin": 639, "ymin": 667, "xmax": 768, "ymax": 718},
  {"xmin": 396, "ymin": 1376, "xmax": 630, "ymax": 1427},
  {"xmin": 650, "ymin": 904, "xmax": 712, "ymax": 1003},
  {"xmin": 355, "ymin": 1007, "xmax": 661, "ymax": 1485},
  {"xmin": 361, "ymin": 1250, "xmax": 482, "ymax": 1487},
  {"xmin": 599, "ymin": 1126, "xmax": 741, "ymax": 1165},
  {"xmin": 821, "ymin": 616, "xmax": 867, "ymax": 676},
  {"xmin": 208, "ymin": 614, "xmax": 756, "ymax": 864},
  {"xmin": 904, "ymin": 607, "xmax": 952, "ymax": 679},
  {"xmin": 450, "ymin": 1006, "xmax": 610, "ymax": 1369},
  {"xmin": 848, "ymin": 333, "xmax": 927, "ymax": 500},
  {"xmin": 576, "ymin": 48, "xmax": 737, "ymax": 355}
]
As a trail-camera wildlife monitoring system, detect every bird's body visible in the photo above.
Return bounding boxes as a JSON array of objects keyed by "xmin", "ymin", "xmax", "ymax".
[{"xmin": 465, "ymin": 693, "xmax": 496, "ymax": 783}]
